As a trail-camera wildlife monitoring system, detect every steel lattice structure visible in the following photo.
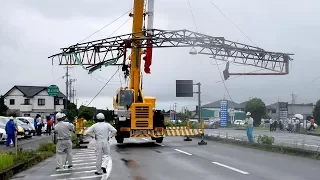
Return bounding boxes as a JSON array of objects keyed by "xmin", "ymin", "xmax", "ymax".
[{"xmin": 48, "ymin": 29, "xmax": 293, "ymax": 74}]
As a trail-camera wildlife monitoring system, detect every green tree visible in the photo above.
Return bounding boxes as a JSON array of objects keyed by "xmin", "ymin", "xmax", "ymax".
[
  {"xmin": 313, "ymin": 100, "xmax": 320, "ymax": 124},
  {"xmin": 78, "ymin": 105, "xmax": 94, "ymax": 120},
  {"xmin": 245, "ymin": 98, "xmax": 266, "ymax": 126},
  {"xmin": 67, "ymin": 102, "xmax": 78, "ymax": 122},
  {"xmin": 0, "ymin": 95, "xmax": 8, "ymax": 116}
]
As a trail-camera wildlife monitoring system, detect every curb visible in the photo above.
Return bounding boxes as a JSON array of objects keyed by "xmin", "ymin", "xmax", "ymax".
[{"xmin": 196, "ymin": 135, "xmax": 320, "ymax": 159}]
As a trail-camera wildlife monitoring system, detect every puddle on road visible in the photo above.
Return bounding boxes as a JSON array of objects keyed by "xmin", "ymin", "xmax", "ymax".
[{"xmin": 121, "ymin": 158, "xmax": 147, "ymax": 180}]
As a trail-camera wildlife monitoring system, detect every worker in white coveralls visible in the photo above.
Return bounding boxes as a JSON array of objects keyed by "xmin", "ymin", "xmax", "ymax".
[
  {"xmin": 245, "ymin": 112, "xmax": 254, "ymax": 142},
  {"xmin": 54, "ymin": 112, "xmax": 75, "ymax": 170},
  {"xmin": 84, "ymin": 113, "xmax": 117, "ymax": 175}
]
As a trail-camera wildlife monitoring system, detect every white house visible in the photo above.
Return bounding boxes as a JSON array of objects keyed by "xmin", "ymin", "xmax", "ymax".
[{"xmin": 4, "ymin": 85, "xmax": 66, "ymax": 117}]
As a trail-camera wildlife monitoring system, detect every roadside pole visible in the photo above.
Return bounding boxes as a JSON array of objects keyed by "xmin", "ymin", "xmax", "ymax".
[
  {"xmin": 15, "ymin": 132, "xmax": 18, "ymax": 156},
  {"xmin": 48, "ymin": 85, "xmax": 60, "ymax": 144}
]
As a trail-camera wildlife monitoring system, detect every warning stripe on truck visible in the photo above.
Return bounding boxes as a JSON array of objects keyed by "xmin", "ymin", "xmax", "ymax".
[{"xmin": 129, "ymin": 129, "xmax": 203, "ymax": 137}]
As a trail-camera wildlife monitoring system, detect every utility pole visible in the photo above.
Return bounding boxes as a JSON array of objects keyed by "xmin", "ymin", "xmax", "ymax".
[
  {"xmin": 72, "ymin": 89, "xmax": 76, "ymax": 103},
  {"xmin": 63, "ymin": 66, "xmax": 73, "ymax": 115},
  {"xmin": 69, "ymin": 79, "xmax": 77, "ymax": 103},
  {"xmin": 291, "ymin": 92, "xmax": 297, "ymax": 115}
]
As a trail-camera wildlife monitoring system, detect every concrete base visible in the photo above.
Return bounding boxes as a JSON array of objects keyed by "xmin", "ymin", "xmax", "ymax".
[
  {"xmin": 198, "ymin": 140, "xmax": 207, "ymax": 145},
  {"xmin": 184, "ymin": 137, "xmax": 192, "ymax": 141}
]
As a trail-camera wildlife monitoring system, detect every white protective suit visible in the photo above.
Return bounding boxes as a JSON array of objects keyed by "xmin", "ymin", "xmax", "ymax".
[
  {"xmin": 54, "ymin": 120, "xmax": 75, "ymax": 169},
  {"xmin": 84, "ymin": 122, "xmax": 117, "ymax": 173}
]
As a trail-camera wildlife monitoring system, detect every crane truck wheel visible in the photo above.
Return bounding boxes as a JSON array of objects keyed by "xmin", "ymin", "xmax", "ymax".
[
  {"xmin": 116, "ymin": 136, "xmax": 124, "ymax": 143},
  {"xmin": 155, "ymin": 137, "xmax": 163, "ymax": 143}
]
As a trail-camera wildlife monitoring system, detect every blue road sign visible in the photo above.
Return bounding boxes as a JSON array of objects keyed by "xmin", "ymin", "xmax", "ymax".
[{"xmin": 220, "ymin": 101, "xmax": 228, "ymax": 127}]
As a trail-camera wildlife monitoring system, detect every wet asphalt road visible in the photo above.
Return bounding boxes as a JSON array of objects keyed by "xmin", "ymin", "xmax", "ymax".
[
  {"xmin": 205, "ymin": 129, "xmax": 320, "ymax": 151},
  {"xmin": 11, "ymin": 136, "xmax": 320, "ymax": 180}
]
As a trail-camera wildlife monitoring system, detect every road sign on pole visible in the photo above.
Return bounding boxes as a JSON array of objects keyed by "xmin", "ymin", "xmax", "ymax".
[
  {"xmin": 48, "ymin": 85, "xmax": 59, "ymax": 96},
  {"xmin": 220, "ymin": 100, "xmax": 228, "ymax": 127},
  {"xmin": 176, "ymin": 80, "xmax": 193, "ymax": 97}
]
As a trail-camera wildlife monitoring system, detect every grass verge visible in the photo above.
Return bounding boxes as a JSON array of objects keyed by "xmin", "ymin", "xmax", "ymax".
[
  {"xmin": 0, "ymin": 143, "xmax": 56, "ymax": 180},
  {"xmin": 198, "ymin": 135, "xmax": 320, "ymax": 160}
]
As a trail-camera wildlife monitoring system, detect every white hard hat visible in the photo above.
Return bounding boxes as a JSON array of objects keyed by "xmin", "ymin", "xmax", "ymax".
[
  {"xmin": 9, "ymin": 116, "xmax": 14, "ymax": 120},
  {"xmin": 96, "ymin": 113, "xmax": 105, "ymax": 120},
  {"xmin": 56, "ymin": 112, "xmax": 63, "ymax": 119},
  {"xmin": 246, "ymin": 112, "xmax": 251, "ymax": 116}
]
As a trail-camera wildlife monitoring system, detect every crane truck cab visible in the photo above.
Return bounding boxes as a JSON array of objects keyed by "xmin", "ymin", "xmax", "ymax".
[{"xmin": 113, "ymin": 88, "xmax": 165, "ymax": 143}]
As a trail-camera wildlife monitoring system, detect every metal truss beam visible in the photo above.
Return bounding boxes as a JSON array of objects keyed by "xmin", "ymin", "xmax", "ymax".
[{"xmin": 48, "ymin": 29, "xmax": 293, "ymax": 73}]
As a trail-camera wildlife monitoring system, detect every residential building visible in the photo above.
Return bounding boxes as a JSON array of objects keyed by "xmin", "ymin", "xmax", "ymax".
[
  {"xmin": 266, "ymin": 102, "xmax": 314, "ymax": 120},
  {"xmin": 201, "ymin": 100, "xmax": 246, "ymax": 121},
  {"xmin": 4, "ymin": 85, "xmax": 66, "ymax": 117}
]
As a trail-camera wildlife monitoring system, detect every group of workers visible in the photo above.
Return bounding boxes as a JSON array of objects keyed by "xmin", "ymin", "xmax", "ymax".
[{"xmin": 54, "ymin": 112, "xmax": 117, "ymax": 175}]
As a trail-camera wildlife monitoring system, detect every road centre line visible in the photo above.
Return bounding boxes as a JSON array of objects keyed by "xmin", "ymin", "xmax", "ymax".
[
  {"xmin": 212, "ymin": 162, "xmax": 249, "ymax": 175},
  {"xmin": 174, "ymin": 149, "xmax": 192, "ymax": 155}
]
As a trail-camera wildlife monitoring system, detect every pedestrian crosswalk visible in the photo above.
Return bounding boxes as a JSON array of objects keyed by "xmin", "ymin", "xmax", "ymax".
[{"xmin": 50, "ymin": 142, "xmax": 112, "ymax": 180}]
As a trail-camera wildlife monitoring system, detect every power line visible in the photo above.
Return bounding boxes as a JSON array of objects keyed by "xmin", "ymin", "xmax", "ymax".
[
  {"xmin": 212, "ymin": 57, "xmax": 237, "ymax": 108},
  {"xmin": 188, "ymin": 1, "xmax": 236, "ymax": 106},
  {"xmin": 187, "ymin": 0, "xmax": 198, "ymax": 32},
  {"xmin": 86, "ymin": 67, "xmax": 120, "ymax": 107},
  {"xmin": 208, "ymin": 0, "xmax": 259, "ymax": 47},
  {"xmin": 79, "ymin": 10, "xmax": 132, "ymax": 43}
]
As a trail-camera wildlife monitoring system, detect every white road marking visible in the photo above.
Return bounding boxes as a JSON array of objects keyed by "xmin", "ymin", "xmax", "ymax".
[
  {"xmin": 102, "ymin": 157, "xmax": 113, "ymax": 180},
  {"xmin": 76, "ymin": 152, "xmax": 96, "ymax": 155},
  {"xmin": 156, "ymin": 143, "xmax": 165, "ymax": 146},
  {"xmin": 73, "ymin": 153, "xmax": 96, "ymax": 157},
  {"xmin": 174, "ymin": 149, "xmax": 192, "ymax": 155},
  {"xmin": 56, "ymin": 166, "xmax": 96, "ymax": 171},
  {"xmin": 212, "ymin": 162, "xmax": 249, "ymax": 175},
  {"xmin": 63, "ymin": 162, "xmax": 96, "ymax": 167},
  {"xmin": 73, "ymin": 159, "xmax": 96, "ymax": 163},
  {"xmin": 73, "ymin": 156, "xmax": 96, "ymax": 159},
  {"xmin": 57, "ymin": 175, "xmax": 103, "ymax": 180},
  {"xmin": 142, "ymin": 138, "xmax": 149, "ymax": 141},
  {"xmin": 51, "ymin": 170, "xmax": 96, "ymax": 177}
]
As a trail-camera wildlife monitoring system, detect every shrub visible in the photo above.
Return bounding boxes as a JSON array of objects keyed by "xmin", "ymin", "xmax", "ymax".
[
  {"xmin": 257, "ymin": 135, "xmax": 275, "ymax": 145},
  {"xmin": 37, "ymin": 143, "xmax": 56, "ymax": 153},
  {"xmin": 84, "ymin": 120, "xmax": 95, "ymax": 127}
]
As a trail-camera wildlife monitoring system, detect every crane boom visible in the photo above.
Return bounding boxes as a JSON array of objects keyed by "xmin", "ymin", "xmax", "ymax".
[
  {"xmin": 130, "ymin": 0, "xmax": 144, "ymax": 101},
  {"xmin": 49, "ymin": 29, "xmax": 293, "ymax": 74}
]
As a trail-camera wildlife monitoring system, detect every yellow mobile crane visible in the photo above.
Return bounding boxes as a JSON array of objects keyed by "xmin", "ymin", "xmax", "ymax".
[{"xmin": 49, "ymin": 0, "xmax": 293, "ymax": 144}]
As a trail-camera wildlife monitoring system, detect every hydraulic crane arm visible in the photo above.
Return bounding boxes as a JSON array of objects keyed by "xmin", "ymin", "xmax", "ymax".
[{"xmin": 48, "ymin": 29, "xmax": 293, "ymax": 74}]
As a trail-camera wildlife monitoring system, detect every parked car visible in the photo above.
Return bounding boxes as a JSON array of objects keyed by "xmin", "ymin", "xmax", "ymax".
[
  {"xmin": 16, "ymin": 119, "xmax": 33, "ymax": 138},
  {"xmin": 0, "ymin": 127, "xmax": 7, "ymax": 143},
  {"xmin": 233, "ymin": 120, "xmax": 245, "ymax": 126},
  {"xmin": 0, "ymin": 116, "xmax": 25, "ymax": 139},
  {"xmin": 16, "ymin": 117, "xmax": 36, "ymax": 136}
]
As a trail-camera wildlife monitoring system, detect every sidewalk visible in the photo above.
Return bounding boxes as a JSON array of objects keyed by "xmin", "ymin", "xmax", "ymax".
[{"xmin": 10, "ymin": 139, "xmax": 116, "ymax": 180}]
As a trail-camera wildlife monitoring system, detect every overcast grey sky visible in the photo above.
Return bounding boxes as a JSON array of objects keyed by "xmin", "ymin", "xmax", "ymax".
[{"xmin": 0, "ymin": 0, "xmax": 319, "ymax": 111}]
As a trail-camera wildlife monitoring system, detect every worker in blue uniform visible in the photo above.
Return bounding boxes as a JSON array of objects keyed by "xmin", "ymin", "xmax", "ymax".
[{"xmin": 5, "ymin": 116, "xmax": 17, "ymax": 147}]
